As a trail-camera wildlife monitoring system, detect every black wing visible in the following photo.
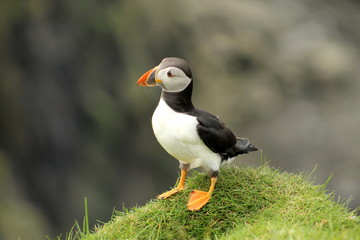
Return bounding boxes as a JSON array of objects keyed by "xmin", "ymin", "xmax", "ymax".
[{"xmin": 190, "ymin": 109, "xmax": 237, "ymax": 154}]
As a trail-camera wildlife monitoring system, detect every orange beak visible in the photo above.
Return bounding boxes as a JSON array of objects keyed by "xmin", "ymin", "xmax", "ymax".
[{"xmin": 136, "ymin": 66, "xmax": 158, "ymax": 86}]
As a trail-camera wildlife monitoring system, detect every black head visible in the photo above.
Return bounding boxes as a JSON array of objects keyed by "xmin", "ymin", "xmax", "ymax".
[
  {"xmin": 137, "ymin": 57, "xmax": 193, "ymax": 93},
  {"xmin": 158, "ymin": 57, "xmax": 192, "ymax": 79}
]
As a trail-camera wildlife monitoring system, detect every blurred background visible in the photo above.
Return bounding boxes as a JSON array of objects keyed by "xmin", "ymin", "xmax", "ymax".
[{"xmin": 1, "ymin": 0, "xmax": 359, "ymax": 239}]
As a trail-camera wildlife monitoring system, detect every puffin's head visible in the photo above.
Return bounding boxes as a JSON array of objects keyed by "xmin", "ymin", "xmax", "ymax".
[{"xmin": 136, "ymin": 57, "xmax": 192, "ymax": 92}]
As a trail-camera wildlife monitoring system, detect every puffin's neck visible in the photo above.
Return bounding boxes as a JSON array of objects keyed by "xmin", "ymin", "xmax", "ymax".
[{"xmin": 161, "ymin": 81, "xmax": 194, "ymax": 113}]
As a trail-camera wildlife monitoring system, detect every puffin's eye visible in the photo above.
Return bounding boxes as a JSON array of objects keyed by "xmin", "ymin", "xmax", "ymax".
[{"xmin": 167, "ymin": 71, "xmax": 173, "ymax": 77}]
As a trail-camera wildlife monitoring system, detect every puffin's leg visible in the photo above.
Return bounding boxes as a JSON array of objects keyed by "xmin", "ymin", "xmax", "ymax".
[
  {"xmin": 187, "ymin": 171, "xmax": 218, "ymax": 211},
  {"xmin": 157, "ymin": 163, "xmax": 189, "ymax": 199}
]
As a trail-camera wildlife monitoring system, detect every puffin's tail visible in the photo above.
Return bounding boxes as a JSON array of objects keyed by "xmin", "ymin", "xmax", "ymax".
[
  {"xmin": 235, "ymin": 137, "xmax": 258, "ymax": 154},
  {"xmin": 221, "ymin": 137, "xmax": 258, "ymax": 161}
]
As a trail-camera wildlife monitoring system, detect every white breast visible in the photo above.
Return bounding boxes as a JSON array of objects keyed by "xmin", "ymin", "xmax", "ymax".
[{"xmin": 151, "ymin": 98, "xmax": 221, "ymax": 172}]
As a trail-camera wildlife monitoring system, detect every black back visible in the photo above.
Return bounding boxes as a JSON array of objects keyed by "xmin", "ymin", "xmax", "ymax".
[{"xmin": 162, "ymin": 83, "xmax": 237, "ymax": 157}]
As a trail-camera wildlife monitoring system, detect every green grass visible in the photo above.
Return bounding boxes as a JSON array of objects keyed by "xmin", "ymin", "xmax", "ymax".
[{"xmin": 69, "ymin": 164, "xmax": 359, "ymax": 240}]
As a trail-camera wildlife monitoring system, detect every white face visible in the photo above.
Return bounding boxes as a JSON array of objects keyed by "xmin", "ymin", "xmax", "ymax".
[{"xmin": 156, "ymin": 67, "xmax": 192, "ymax": 92}]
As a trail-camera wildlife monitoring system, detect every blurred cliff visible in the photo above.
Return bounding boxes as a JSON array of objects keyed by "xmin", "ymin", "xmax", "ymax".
[{"xmin": 0, "ymin": 0, "xmax": 359, "ymax": 239}]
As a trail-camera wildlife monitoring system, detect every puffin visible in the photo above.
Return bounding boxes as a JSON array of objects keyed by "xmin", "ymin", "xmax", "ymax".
[{"xmin": 136, "ymin": 57, "xmax": 257, "ymax": 211}]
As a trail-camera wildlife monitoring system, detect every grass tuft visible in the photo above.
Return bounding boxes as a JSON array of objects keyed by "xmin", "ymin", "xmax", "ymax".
[{"xmin": 74, "ymin": 164, "xmax": 359, "ymax": 239}]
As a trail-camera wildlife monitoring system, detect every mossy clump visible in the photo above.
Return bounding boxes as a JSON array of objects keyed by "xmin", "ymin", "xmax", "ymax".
[{"xmin": 79, "ymin": 164, "xmax": 359, "ymax": 240}]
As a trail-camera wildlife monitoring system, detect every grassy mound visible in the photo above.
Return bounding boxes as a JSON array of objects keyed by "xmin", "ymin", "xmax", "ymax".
[{"xmin": 77, "ymin": 164, "xmax": 359, "ymax": 239}]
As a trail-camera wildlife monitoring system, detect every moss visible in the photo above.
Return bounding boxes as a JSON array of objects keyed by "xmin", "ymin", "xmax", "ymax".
[{"xmin": 71, "ymin": 164, "xmax": 359, "ymax": 240}]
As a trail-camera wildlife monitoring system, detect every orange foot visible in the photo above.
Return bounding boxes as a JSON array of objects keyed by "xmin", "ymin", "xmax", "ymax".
[
  {"xmin": 187, "ymin": 190, "xmax": 212, "ymax": 211},
  {"xmin": 157, "ymin": 185, "xmax": 184, "ymax": 199},
  {"xmin": 187, "ymin": 177, "xmax": 217, "ymax": 211},
  {"xmin": 157, "ymin": 169, "xmax": 187, "ymax": 199}
]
